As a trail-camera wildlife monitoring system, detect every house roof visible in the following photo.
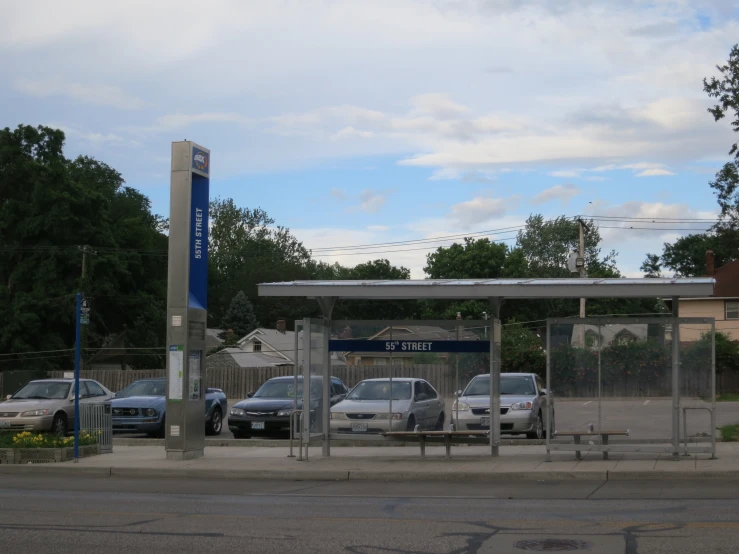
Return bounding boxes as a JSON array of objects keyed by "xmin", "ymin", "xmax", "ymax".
[
  {"xmin": 206, "ymin": 328, "xmax": 225, "ymax": 350},
  {"xmin": 238, "ymin": 328, "xmax": 298, "ymax": 362},
  {"xmin": 221, "ymin": 349, "xmax": 295, "ymax": 368},
  {"xmin": 713, "ymin": 259, "xmax": 739, "ymax": 298}
]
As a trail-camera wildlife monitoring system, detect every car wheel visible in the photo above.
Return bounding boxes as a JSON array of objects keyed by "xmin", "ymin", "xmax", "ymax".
[
  {"xmin": 51, "ymin": 413, "xmax": 67, "ymax": 436},
  {"xmin": 156, "ymin": 417, "xmax": 166, "ymax": 438},
  {"xmin": 527, "ymin": 412, "xmax": 544, "ymax": 440},
  {"xmin": 406, "ymin": 415, "xmax": 416, "ymax": 432},
  {"xmin": 545, "ymin": 412, "xmax": 555, "ymax": 439},
  {"xmin": 206, "ymin": 408, "xmax": 223, "ymax": 436},
  {"xmin": 434, "ymin": 412, "xmax": 445, "ymax": 431}
]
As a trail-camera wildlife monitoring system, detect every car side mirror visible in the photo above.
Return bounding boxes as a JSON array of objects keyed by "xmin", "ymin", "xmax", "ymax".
[
  {"xmin": 454, "ymin": 390, "xmax": 462, "ymax": 398},
  {"xmin": 415, "ymin": 393, "xmax": 427, "ymax": 402},
  {"xmin": 247, "ymin": 392, "xmax": 254, "ymax": 398},
  {"xmin": 5, "ymin": 394, "xmax": 11, "ymax": 400},
  {"xmin": 539, "ymin": 389, "xmax": 547, "ymax": 396}
]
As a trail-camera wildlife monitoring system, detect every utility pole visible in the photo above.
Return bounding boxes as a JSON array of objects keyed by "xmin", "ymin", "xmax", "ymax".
[{"xmin": 577, "ymin": 219, "xmax": 588, "ymax": 346}]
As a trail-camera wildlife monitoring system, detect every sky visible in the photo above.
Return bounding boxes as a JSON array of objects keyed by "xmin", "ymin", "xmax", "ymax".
[{"xmin": 2, "ymin": 0, "xmax": 738, "ymax": 278}]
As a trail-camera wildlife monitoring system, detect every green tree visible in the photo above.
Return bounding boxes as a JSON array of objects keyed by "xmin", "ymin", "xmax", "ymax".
[
  {"xmin": 425, "ymin": 238, "xmax": 508, "ymax": 279},
  {"xmin": 220, "ymin": 291, "xmax": 259, "ymax": 340},
  {"xmin": 640, "ymin": 254, "xmax": 663, "ymax": 278},
  {"xmin": 0, "ymin": 125, "xmax": 168, "ymax": 369}
]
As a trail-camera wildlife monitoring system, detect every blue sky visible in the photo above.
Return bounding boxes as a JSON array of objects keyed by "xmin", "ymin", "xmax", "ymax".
[{"xmin": 2, "ymin": 0, "xmax": 739, "ymax": 277}]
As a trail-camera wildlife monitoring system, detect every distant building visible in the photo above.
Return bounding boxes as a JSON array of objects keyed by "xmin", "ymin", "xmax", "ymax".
[{"xmin": 675, "ymin": 251, "xmax": 739, "ymax": 341}]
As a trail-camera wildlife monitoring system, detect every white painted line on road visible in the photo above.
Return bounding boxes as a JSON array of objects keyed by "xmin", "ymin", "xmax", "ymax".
[
  {"xmin": 643, "ymin": 400, "xmax": 650, "ymax": 406},
  {"xmin": 583, "ymin": 401, "xmax": 592, "ymax": 406}
]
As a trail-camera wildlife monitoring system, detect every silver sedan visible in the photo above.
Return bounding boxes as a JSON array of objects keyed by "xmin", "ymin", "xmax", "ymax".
[
  {"xmin": 330, "ymin": 378, "xmax": 446, "ymax": 434},
  {"xmin": 450, "ymin": 373, "xmax": 554, "ymax": 439}
]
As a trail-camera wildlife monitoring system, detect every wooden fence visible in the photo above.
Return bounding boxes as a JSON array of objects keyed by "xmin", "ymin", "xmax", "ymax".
[{"xmin": 46, "ymin": 365, "xmax": 739, "ymax": 400}]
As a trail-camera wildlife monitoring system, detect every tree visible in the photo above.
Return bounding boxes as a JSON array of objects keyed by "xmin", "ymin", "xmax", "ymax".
[
  {"xmin": 425, "ymin": 238, "xmax": 508, "ymax": 279},
  {"xmin": 220, "ymin": 291, "xmax": 258, "ymax": 340},
  {"xmin": 640, "ymin": 254, "xmax": 663, "ymax": 278},
  {"xmin": 649, "ymin": 45, "xmax": 739, "ymax": 276},
  {"xmin": 0, "ymin": 125, "xmax": 168, "ymax": 369}
]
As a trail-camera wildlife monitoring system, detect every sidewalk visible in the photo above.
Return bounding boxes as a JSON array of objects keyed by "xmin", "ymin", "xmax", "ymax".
[{"xmin": 1, "ymin": 443, "xmax": 737, "ymax": 482}]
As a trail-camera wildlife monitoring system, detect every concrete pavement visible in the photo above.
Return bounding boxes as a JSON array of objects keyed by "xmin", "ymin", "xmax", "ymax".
[{"xmin": 2, "ymin": 442, "xmax": 737, "ymax": 482}]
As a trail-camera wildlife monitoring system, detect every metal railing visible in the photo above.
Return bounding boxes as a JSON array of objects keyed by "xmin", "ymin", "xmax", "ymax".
[
  {"xmin": 288, "ymin": 410, "xmax": 303, "ymax": 461},
  {"xmin": 681, "ymin": 406, "xmax": 717, "ymax": 459},
  {"xmin": 80, "ymin": 401, "xmax": 112, "ymax": 453}
]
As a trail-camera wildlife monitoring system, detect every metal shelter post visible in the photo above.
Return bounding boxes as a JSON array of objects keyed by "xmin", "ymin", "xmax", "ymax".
[
  {"xmin": 489, "ymin": 298, "xmax": 501, "ymax": 457},
  {"xmin": 302, "ymin": 317, "xmax": 311, "ymax": 460},
  {"xmin": 711, "ymin": 319, "xmax": 717, "ymax": 459},
  {"xmin": 317, "ymin": 297, "xmax": 336, "ymax": 457},
  {"xmin": 545, "ymin": 319, "xmax": 551, "ymax": 462},
  {"xmin": 671, "ymin": 297, "xmax": 680, "ymax": 460}
]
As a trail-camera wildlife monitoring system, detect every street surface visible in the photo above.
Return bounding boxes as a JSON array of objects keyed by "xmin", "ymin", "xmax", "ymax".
[{"xmin": 0, "ymin": 475, "xmax": 737, "ymax": 553}]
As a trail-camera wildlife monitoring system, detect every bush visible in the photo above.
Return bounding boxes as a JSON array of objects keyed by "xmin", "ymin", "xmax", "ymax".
[{"xmin": 0, "ymin": 431, "xmax": 98, "ymax": 449}]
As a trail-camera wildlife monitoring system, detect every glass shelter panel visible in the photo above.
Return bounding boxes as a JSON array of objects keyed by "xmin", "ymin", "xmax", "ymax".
[{"xmin": 677, "ymin": 321, "xmax": 716, "ymax": 444}]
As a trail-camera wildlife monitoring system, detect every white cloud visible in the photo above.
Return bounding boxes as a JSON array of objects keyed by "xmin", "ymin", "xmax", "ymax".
[
  {"xmin": 367, "ymin": 225, "xmax": 390, "ymax": 231},
  {"xmin": 449, "ymin": 196, "xmax": 517, "ymax": 228},
  {"xmin": 532, "ymin": 183, "xmax": 580, "ymax": 205},
  {"xmin": 14, "ymin": 77, "xmax": 146, "ymax": 109},
  {"xmin": 347, "ymin": 189, "xmax": 390, "ymax": 214},
  {"xmin": 549, "ymin": 169, "xmax": 582, "ymax": 178},
  {"xmin": 636, "ymin": 168, "xmax": 676, "ymax": 177},
  {"xmin": 330, "ymin": 188, "xmax": 346, "ymax": 201},
  {"xmin": 330, "ymin": 126, "xmax": 375, "ymax": 140}
]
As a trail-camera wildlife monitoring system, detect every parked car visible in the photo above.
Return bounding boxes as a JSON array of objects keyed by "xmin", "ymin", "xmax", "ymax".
[
  {"xmin": 450, "ymin": 373, "xmax": 554, "ymax": 439},
  {"xmin": 111, "ymin": 378, "xmax": 227, "ymax": 437},
  {"xmin": 0, "ymin": 378, "xmax": 114, "ymax": 435},
  {"xmin": 228, "ymin": 375, "xmax": 348, "ymax": 438},
  {"xmin": 330, "ymin": 378, "xmax": 445, "ymax": 434}
]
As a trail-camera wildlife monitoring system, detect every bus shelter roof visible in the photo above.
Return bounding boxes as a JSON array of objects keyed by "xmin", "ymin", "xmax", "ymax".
[{"xmin": 258, "ymin": 277, "xmax": 715, "ymax": 300}]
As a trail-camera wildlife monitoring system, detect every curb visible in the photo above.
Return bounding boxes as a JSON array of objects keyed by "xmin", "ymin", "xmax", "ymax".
[{"xmin": 2, "ymin": 463, "xmax": 737, "ymax": 482}]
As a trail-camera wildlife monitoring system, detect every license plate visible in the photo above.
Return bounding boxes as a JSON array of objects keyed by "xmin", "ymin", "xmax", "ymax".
[
  {"xmin": 351, "ymin": 422, "xmax": 368, "ymax": 433},
  {"xmin": 480, "ymin": 417, "xmax": 490, "ymax": 427},
  {"xmin": 0, "ymin": 421, "xmax": 9, "ymax": 428},
  {"xmin": 251, "ymin": 421, "xmax": 265, "ymax": 430}
]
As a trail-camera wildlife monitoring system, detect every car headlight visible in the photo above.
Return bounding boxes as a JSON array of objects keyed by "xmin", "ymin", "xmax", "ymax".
[
  {"xmin": 230, "ymin": 408, "xmax": 245, "ymax": 417},
  {"xmin": 451, "ymin": 401, "xmax": 470, "ymax": 411},
  {"xmin": 145, "ymin": 408, "xmax": 157, "ymax": 417},
  {"xmin": 374, "ymin": 413, "xmax": 403, "ymax": 420},
  {"xmin": 277, "ymin": 410, "xmax": 293, "ymax": 417},
  {"xmin": 21, "ymin": 409, "xmax": 50, "ymax": 417},
  {"xmin": 510, "ymin": 402, "xmax": 533, "ymax": 410},
  {"xmin": 330, "ymin": 413, "xmax": 347, "ymax": 420}
]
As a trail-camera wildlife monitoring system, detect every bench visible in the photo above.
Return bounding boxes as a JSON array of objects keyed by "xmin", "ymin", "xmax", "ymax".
[
  {"xmin": 383, "ymin": 430, "xmax": 490, "ymax": 458},
  {"xmin": 553, "ymin": 430, "xmax": 630, "ymax": 460}
]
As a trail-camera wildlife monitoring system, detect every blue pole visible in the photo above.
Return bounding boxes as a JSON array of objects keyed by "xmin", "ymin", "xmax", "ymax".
[{"xmin": 74, "ymin": 292, "xmax": 81, "ymax": 462}]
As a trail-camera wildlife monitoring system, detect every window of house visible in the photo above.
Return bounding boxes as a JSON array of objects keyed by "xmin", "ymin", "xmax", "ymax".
[
  {"xmin": 614, "ymin": 329, "xmax": 637, "ymax": 345},
  {"xmin": 726, "ymin": 301, "xmax": 739, "ymax": 320},
  {"xmin": 252, "ymin": 340, "xmax": 262, "ymax": 352}
]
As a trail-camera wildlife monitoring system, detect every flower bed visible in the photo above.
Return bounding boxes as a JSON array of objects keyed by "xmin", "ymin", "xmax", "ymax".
[{"xmin": 0, "ymin": 431, "xmax": 101, "ymax": 464}]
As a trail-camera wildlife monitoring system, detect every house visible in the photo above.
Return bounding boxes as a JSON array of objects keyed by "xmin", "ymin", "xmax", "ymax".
[
  {"xmin": 676, "ymin": 251, "xmax": 739, "ymax": 341},
  {"xmin": 206, "ymin": 328, "xmax": 225, "ymax": 351},
  {"xmin": 206, "ymin": 321, "xmax": 346, "ymax": 370},
  {"xmin": 570, "ymin": 324, "xmax": 649, "ymax": 349},
  {"xmin": 342, "ymin": 325, "xmax": 482, "ymax": 366}
]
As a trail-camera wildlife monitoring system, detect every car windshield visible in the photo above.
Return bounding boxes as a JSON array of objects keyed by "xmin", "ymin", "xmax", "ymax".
[
  {"xmin": 254, "ymin": 380, "xmax": 320, "ymax": 399},
  {"xmin": 12, "ymin": 382, "xmax": 70, "ymax": 400},
  {"xmin": 346, "ymin": 381, "xmax": 412, "ymax": 401},
  {"xmin": 464, "ymin": 376, "xmax": 537, "ymax": 396},
  {"xmin": 117, "ymin": 381, "xmax": 166, "ymax": 398}
]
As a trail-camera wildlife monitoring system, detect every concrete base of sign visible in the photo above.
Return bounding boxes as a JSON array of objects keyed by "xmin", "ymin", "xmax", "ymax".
[{"xmin": 166, "ymin": 449, "xmax": 204, "ymax": 461}]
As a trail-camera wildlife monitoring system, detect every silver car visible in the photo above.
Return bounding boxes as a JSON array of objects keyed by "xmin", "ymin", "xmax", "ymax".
[
  {"xmin": 0, "ymin": 378, "xmax": 114, "ymax": 435},
  {"xmin": 330, "ymin": 378, "xmax": 445, "ymax": 434},
  {"xmin": 450, "ymin": 373, "xmax": 554, "ymax": 439}
]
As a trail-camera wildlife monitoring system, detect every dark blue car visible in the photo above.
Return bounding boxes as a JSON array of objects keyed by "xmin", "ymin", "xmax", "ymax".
[{"xmin": 112, "ymin": 378, "xmax": 227, "ymax": 437}]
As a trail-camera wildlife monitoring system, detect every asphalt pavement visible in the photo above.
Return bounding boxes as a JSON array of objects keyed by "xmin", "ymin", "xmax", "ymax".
[
  {"xmin": 0, "ymin": 475, "xmax": 737, "ymax": 553},
  {"xmin": 115, "ymin": 398, "xmax": 739, "ymax": 444}
]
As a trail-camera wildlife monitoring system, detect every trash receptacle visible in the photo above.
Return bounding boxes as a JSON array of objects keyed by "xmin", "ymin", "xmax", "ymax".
[{"xmin": 81, "ymin": 401, "xmax": 113, "ymax": 453}]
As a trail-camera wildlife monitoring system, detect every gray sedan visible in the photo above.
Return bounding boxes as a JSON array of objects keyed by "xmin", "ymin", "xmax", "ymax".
[
  {"xmin": 330, "ymin": 378, "xmax": 445, "ymax": 434},
  {"xmin": 450, "ymin": 373, "xmax": 554, "ymax": 439},
  {"xmin": 0, "ymin": 379, "xmax": 113, "ymax": 435}
]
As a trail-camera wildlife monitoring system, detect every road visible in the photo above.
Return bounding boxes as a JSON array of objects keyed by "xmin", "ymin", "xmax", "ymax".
[{"xmin": 0, "ymin": 476, "xmax": 737, "ymax": 553}]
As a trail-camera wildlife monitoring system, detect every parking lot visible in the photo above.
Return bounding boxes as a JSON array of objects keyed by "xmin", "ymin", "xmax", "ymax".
[{"xmin": 114, "ymin": 398, "xmax": 739, "ymax": 443}]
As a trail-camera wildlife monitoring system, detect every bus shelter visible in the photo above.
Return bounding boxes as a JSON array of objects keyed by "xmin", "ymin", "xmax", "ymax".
[{"xmin": 258, "ymin": 278, "xmax": 715, "ymax": 459}]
